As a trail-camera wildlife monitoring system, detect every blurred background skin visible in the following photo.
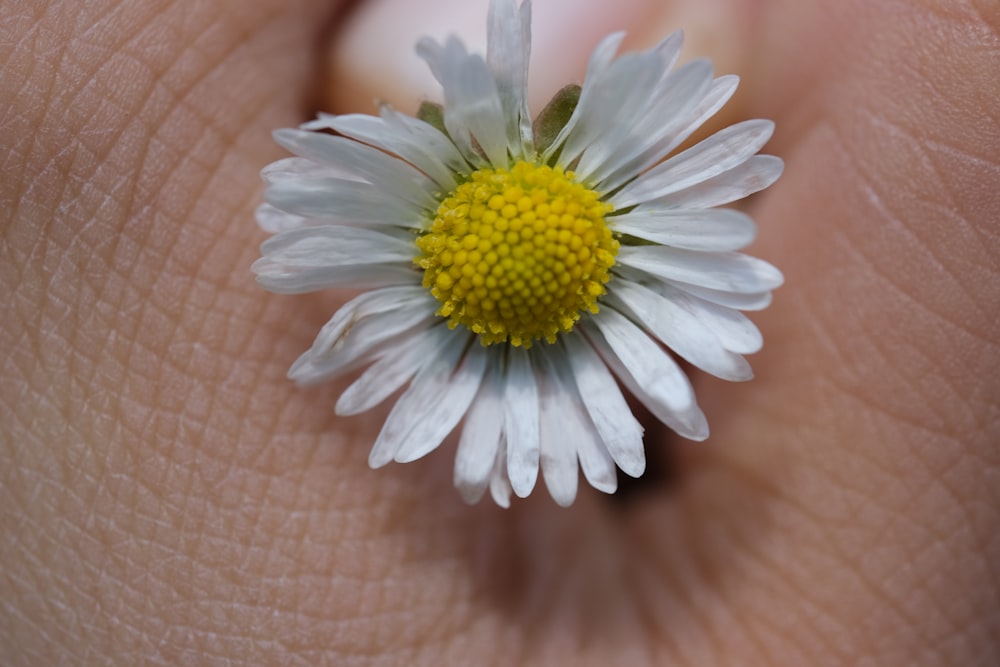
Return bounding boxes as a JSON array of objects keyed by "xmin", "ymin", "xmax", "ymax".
[{"xmin": 1, "ymin": 0, "xmax": 998, "ymax": 664}]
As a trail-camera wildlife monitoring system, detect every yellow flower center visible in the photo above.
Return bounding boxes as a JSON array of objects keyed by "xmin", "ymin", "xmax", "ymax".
[{"xmin": 416, "ymin": 161, "xmax": 618, "ymax": 347}]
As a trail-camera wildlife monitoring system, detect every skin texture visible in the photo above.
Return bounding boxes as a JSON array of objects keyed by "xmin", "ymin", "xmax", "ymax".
[{"xmin": 1, "ymin": 0, "xmax": 998, "ymax": 664}]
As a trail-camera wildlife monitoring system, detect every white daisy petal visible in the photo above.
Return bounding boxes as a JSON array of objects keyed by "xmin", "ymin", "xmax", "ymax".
[
  {"xmin": 308, "ymin": 111, "xmax": 466, "ymax": 190},
  {"xmin": 572, "ymin": 33, "xmax": 688, "ymax": 179},
  {"xmin": 586, "ymin": 308, "xmax": 693, "ymax": 413},
  {"xmin": 576, "ymin": 426, "xmax": 618, "ymax": 494},
  {"xmin": 651, "ymin": 154, "xmax": 785, "ymax": 209},
  {"xmin": 543, "ymin": 343, "xmax": 621, "ymax": 495},
  {"xmin": 608, "ymin": 281, "xmax": 753, "ymax": 381},
  {"xmin": 489, "ymin": 441, "xmax": 513, "ymax": 508},
  {"xmin": 554, "ymin": 49, "xmax": 665, "ymax": 173},
  {"xmin": 255, "ymin": 203, "xmax": 314, "ymax": 234},
  {"xmin": 487, "ymin": 0, "xmax": 533, "ymax": 156},
  {"xmin": 537, "ymin": 362, "xmax": 581, "ymax": 507},
  {"xmin": 264, "ymin": 177, "xmax": 423, "ymax": 227},
  {"xmin": 454, "ymin": 358, "xmax": 505, "ymax": 504},
  {"xmin": 562, "ymin": 334, "xmax": 645, "ymax": 478},
  {"xmin": 614, "ymin": 266, "xmax": 765, "ymax": 354},
  {"xmin": 576, "ymin": 430, "xmax": 618, "ymax": 493},
  {"xmin": 648, "ymin": 74, "xmax": 740, "ymax": 167},
  {"xmin": 618, "ymin": 245, "xmax": 784, "ymax": 294},
  {"xmin": 671, "ymin": 282, "xmax": 774, "ymax": 312},
  {"xmin": 541, "ymin": 31, "xmax": 625, "ymax": 161},
  {"xmin": 585, "ymin": 310, "xmax": 708, "ymax": 440},
  {"xmin": 288, "ymin": 287, "xmax": 435, "ymax": 385},
  {"xmin": 273, "ymin": 129, "xmax": 436, "ymax": 208},
  {"xmin": 305, "ymin": 286, "xmax": 431, "ymax": 353},
  {"xmin": 612, "ymin": 119, "xmax": 776, "ymax": 208},
  {"xmin": 417, "ymin": 36, "xmax": 508, "ymax": 167},
  {"xmin": 600, "ymin": 73, "xmax": 739, "ymax": 192},
  {"xmin": 393, "ymin": 342, "xmax": 488, "ymax": 464},
  {"xmin": 504, "ymin": 348, "xmax": 540, "ymax": 497},
  {"xmin": 261, "ymin": 156, "xmax": 357, "ymax": 184},
  {"xmin": 253, "ymin": 225, "xmax": 416, "ymax": 294},
  {"xmin": 610, "ymin": 207, "xmax": 757, "ymax": 251},
  {"xmin": 585, "ymin": 51, "xmax": 713, "ymax": 186},
  {"xmin": 336, "ymin": 325, "xmax": 452, "ymax": 416},
  {"xmin": 380, "ymin": 107, "xmax": 471, "ymax": 180},
  {"xmin": 368, "ymin": 336, "xmax": 485, "ymax": 467},
  {"xmin": 677, "ymin": 292, "xmax": 764, "ymax": 355},
  {"xmin": 255, "ymin": 262, "xmax": 415, "ymax": 295}
]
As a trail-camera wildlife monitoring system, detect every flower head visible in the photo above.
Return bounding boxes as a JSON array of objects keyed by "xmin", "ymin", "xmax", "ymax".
[{"xmin": 254, "ymin": 0, "xmax": 783, "ymax": 507}]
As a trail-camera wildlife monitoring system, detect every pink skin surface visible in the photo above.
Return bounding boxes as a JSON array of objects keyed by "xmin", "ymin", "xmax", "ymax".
[{"xmin": 2, "ymin": 0, "xmax": 998, "ymax": 665}]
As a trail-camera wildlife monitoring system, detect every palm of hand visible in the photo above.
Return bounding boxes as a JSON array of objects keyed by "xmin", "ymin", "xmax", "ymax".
[{"xmin": 2, "ymin": 0, "xmax": 997, "ymax": 664}]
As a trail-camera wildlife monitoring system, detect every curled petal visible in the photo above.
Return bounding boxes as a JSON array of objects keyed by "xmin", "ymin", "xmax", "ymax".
[{"xmin": 417, "ymin": 36, "xmax": 508, "ymax": 167}]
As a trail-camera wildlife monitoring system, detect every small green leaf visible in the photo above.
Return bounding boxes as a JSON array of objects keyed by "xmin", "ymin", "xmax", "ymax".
[
  {"xmin": 417, "ymin": 101, "xmax": 448, "ymax": 136},
  {"xmin": 533, "ymin": 84, "xmax": 581, "ymax": 155}
]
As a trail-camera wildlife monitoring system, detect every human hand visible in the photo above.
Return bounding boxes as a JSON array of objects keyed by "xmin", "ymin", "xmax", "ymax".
[{"xmin": 2, "ymin": 0, "xmax": 997, "ymax": 665}]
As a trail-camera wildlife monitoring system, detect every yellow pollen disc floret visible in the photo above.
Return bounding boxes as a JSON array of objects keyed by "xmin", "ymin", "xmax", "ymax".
[{"xmin": 416, "ymin": 160, "xmax": 618, "ymax": 347}]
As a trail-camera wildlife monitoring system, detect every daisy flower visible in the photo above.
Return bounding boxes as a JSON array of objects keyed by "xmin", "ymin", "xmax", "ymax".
[{"xmin": 253, "ymin": 0, "xmax": 783, "ymax": 507}]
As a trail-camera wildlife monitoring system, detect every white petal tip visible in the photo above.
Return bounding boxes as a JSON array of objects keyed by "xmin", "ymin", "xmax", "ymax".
[
  {"xmin": 551, "ymin": 494, "xmax": 577, "ymax": 508},
  {"xmin": 394, "ymin": 450, "xmax": 427, "ymax": 464},
  {"xmin": 368, "ymin": 447, "xmax": 394, "ymax": 469},
  {"xmin": 332, "ymin": 398, "xmax": 358, "ymax": 417},
  {"xmin": 490, "ymin": 484, "xmax": 512, "ymax": 508},
  {"xmin": 619, "ymin": 459, "xmax": 646, "ymax": 479},
  {"xmin": 286, "ymin": 359, "xmax": 310, "ymax": 381},
  {"xmin": 673, "ymin": 408, "xmax": 710, "ymax": 442},
  {"xmin": 368, "ymin": 457, "xmax": 390, "ymax": 470},
  {"xmin": 510, "ymin": 476, "xmax": 537, "ymax": 499},
  {"xmin": 507, "ymin": 468, "xmax": 538, "ymax": 498},
  {"xmin": 684, "ymin": 428, "xmax": 710, "ymax": 442},
  {"xmin": 456, "ymin": 484, "xmax": 487, "ymax": 505},
  {"xmin": 592, "ymin": 479, "xmax": 618, "ymax": 495}
]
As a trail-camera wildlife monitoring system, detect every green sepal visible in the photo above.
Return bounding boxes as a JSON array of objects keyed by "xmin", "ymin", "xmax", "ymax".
[
  {"xmin": 616, "ymin": 233, "xmax": 659, "ymax": 247},
  {"xmin": 416, "ymin": 101, "xmax": 448, "ymax": 136},
  {"xmin": 533, "ymin": 84, "xmax": 581, "ymax": 155}
]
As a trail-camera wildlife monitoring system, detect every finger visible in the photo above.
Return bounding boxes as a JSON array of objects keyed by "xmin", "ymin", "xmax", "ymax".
[
  {"xmin": 1, "ymin": 0, "xmax": 353, "ymax": 663},
  {"xmin": 315, "ymin": 2, "xmax": 1000, "ymax": 665},
  {"xmin": 322, "ymin": 0, "xmax": 766, "ymax": 118},
  {"xmin": 695, "ymin": 0, "xmax": 1000, "ymax": 660}
]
